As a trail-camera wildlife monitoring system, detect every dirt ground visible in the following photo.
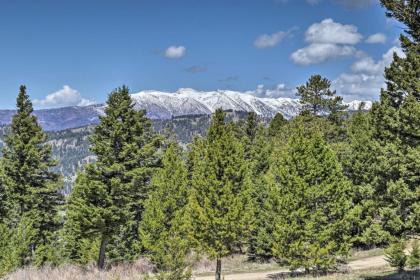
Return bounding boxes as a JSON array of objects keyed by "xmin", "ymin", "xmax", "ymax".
[{"xmin": 194, "ymin": 255, "xmax": 389, "ymax": 280}]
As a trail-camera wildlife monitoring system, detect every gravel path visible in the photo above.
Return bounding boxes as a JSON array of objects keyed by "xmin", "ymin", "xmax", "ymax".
[{"xmin": 193, "ymin": 255, "xmax": 388, "ymax": 280}]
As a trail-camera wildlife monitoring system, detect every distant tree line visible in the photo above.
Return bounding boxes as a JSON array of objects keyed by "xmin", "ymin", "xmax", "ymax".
[{"xmin": 0, "ymin": 1, "xmax": 419, "ymax": 279}]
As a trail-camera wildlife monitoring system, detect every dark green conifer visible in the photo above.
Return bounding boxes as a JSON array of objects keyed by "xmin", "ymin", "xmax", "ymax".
[
  {"xmin": 64, "ymin": 86, "xmax": 161, "ymax": 269},
  {"xmin": 368, "ymin": 0, "xmax": 420, "ymax": 238},
  {"xmin": 268, "ymin": 113, "xmax": 287, "ymax": 138},
  {"xmin": 296, "ymin": 75, "xmax": 347, "ymax": 117},
  {"xmin": 1, "ymin": 86, "xmax": 63, "ymax": 266}
]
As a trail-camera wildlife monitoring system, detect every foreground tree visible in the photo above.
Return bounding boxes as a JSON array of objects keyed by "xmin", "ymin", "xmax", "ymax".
[
  {"xmin": 385, "ymin": 241, "xmax": 407, "ymax": 272},
  {"xmin": 0, "ymin": 86, "xmax": 63, "ymax": 266},
  {"xmin": 139, "ymin": 142, "xmax": 190, "ymax": 275},
  {"xmin": 186, "ymin": 109, "xmax": 254, "ymax": 280},
  {"xmin": 269, "ymin": 125, "xmax": 351, "ymax": 272},
  {"xmin": 242, "ymin": 115, "xmax": 276, "ymax": 261},
  {"xmin": 367, "ymin": 0, "xmax": 420, "ymax": 238},
  {"xmin": 341, "ymin": 111, "xmax": 391, "ymax": 247},
  {"xmin": 64, "ymin": 86, "xmax": 161, "ymax": 268},
  {"xmin": 0, "ymin": 167, "xmax": 6, "ymax": 224}
]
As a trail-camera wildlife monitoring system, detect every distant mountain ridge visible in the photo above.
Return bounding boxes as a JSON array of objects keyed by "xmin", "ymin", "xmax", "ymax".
[
  {"xmin": 0, "ymin": 89, "xmax": 372, "ymax": 131},
  {"xmin": 0, "ymin": 105, "xmax": 102, "ymax": 131}
]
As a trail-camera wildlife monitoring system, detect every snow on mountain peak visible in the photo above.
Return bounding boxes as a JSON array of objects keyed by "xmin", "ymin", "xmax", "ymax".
[{"xmin": 130, "ymin": 88, "xmax": 370, "ymax": 119}]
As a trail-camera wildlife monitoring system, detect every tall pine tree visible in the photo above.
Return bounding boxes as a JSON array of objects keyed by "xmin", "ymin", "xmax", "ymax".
[
  {"xmin": 342, "ymin": 111, "xmax": 391, "ymax": 247},
  {"xmin": 0, "ymin": 85, "xmax": 63, "ymax": 266},
  {"xmin": 241, "ymin": 113, "xmax": 276, "ymax": 261},
  {"xmin": 186, "ymin": 109, "xmax": 254, "ymax": 280},
  {"xmin": 139, "ymin": 142, "xmax": 190, "ymax": 273},
  {"xmin": 269, "ymin": 125, "xmax": 351, "ymax": 272},
  {"xmin": 296, "ymin": 75, "xmax": 348, "ymax": 118},
  {"xmin": 367, "ymin": 0, "xmax": 420, "ymax": 238},
  {"xmin": 64, "ymin": 86, "xmax": 161, "ymax": 268}
]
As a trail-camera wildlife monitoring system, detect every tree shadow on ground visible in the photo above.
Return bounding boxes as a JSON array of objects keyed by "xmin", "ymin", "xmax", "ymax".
[
  {"xmin": 267, "ymin": 271, "xmax": 306, "ymax": 279},
  {"xmin": 266, "ymin": 269, "xmax": 420, "ymax": 280},
  {"xmin": 362, "ymin": 269, "xmax": 420, "ymax": 280}
]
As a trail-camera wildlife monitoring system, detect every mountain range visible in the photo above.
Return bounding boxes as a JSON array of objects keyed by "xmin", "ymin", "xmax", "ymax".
[{"xmin": 0, "ymin": 88, "xmax": 372, "ymax": 131}]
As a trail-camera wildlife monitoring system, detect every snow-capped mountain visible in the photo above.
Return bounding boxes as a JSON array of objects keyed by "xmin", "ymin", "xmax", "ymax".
[
  {"xmin": 0, "ymin": 88, "xmax": 372, "ymax": 131},
  {"xmin": 345, "ymin": 100, "xmax": 373, "ymax": 111},
  {"xmin": 130, "ymin": 88, "xmax": 300, "ymax": 119},
  {"xmin": 129, "ymin": 88, "xmax": 371, "ymax": 120}
]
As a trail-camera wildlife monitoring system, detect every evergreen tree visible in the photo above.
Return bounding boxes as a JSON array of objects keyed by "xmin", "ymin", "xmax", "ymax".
[
  {"xmin": 408, "ymin": 240, "xmax": 420, "ymax": 269},
  {"xmin": 341, "ymin": 112, "xmax": 391, "ymax": 247},
  {"xmin": 367, "ymin": 0, "xmax": 420, "ymax": 238},
  {"xmin": 0, "ymin": 86, "xmax": 63, "ymax": 265},
  {"xmin": 186, "ymin": 109, "xmax": 254, "ymax": 280},
  {"xmin": 62, "ymin": 173, "xmax": 100, "ymax": 264},
  {"xmin": 0, "ymin": 217, "xmax": 36, "ymax": 277},
  {"xmin": 244, "ymin": 112, "xmax": 258, "ymax": 144},
  {"xmin": 64, "ymin": 86, "xmax": 161, "ymax": 269},
  {"xmin": 296, "ymin": 75, "xmax": 347, "ymax": 117},
  {"xmin": 269, "ymin": 126, "xmax": 351, "ymax": 272},
  {"xmin": 327, "ymin": 95, "xmax": 348, "ymax": 126},
  {"xmin": 268, "ymin": 113, "xmax": 287, "ymax": 138},
  {"xmin": 0, "ymin": 165, "xmax": 6, "ymax": 223},
  {"xmin": 385, "ymin": 240, "xmax": 407, "ymax": 272},
  {"xmin": 243, "ymin": 117, "xmax": 275, "ymax": 261},
  {"xmin": 139, "ymin": 142, "xmax": 190, "ymax": 273}
]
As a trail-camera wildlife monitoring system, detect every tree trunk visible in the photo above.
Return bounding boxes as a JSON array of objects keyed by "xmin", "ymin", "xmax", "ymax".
[
  {"xmin": 215, "ymin": 258, "xmax": 222, "ymax": 280},
  {"xmin": 97, "ymin": 235, "xmax": 108, "ymax": 269}
]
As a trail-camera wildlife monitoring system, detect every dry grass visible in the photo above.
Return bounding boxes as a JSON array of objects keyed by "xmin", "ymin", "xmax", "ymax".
[
  {"xmin": 5, "ymin": 259, "xmax": 154, "ymax": 280},
  {"xmin": 192, "ymin": 254, "xmax": 280, "ymax": 275},
  {"xmin": 6, "ymin": 248, "xmax": 418, "ymax": 280},
  {"xmin": 349, "ymin": 248, "xmax": 385, "ymax": 261}
]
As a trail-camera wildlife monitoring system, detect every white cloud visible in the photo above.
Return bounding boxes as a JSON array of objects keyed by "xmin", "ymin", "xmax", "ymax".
[
  {"xmin": 333, "ymin": 47, "xmax": 404, "ymax": 100},
  {"xmin": 305, "ymin": 18, "xmax": 363, "ymax": 45},
  {"xmin": 34, "ymin": 85, "xmax": 95, "ymax": 108},
  {"xmin": 291, "ymin": 18, "xmax": 365, "ymax": 65},
  {"xmin": 164, "ymin": 45, "xmax": 186, "ymax": 59},
  {"xmin": 291, "ymin": 43, "xmax": 357, "ymax": 65},
  {"xmin": 351, "ymin": 46, "xmax": 404, "ymax": 74},
  {"xmin": 254, "ymin": 31, "xmax": 288, "ymax": 49},
  {"xmin": 248, "ymin": 83, "xmax": 296, "ymax": 98},
  {"xmin": 365, "ymin": 33, "xmax": 386, "ymax": 44}
]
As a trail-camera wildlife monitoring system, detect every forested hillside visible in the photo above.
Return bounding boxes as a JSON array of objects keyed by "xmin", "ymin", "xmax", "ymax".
[{"xmin": 0, "ymin": 111, "xmax": 253, "ymax": 193}]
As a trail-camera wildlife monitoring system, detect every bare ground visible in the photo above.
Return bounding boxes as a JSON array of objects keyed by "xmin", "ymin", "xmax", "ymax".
[{"xmin": 193, "ymin": 255, "xmax": 389, "ymax": 280}]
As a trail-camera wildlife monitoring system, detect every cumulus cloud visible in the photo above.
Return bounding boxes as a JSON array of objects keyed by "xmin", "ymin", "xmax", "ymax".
[
  {"xmin": 365, "ymin": 33, "xmax": 387, "ymax": 44},
  {"xmin": 333, "ymin": 47, "xmax": 404, "ymax": 100},
  {"xmin": 249, "ymin": 83, "xmax": 296, "ymax": 98},
  {"xmin": 254, "ymin": 31, "xmax": 288, "ymax": 48},
  {"xmin": 291, "ymin": 43, "xmax": 357, "ymax": 65},
  {"xmin": 305, "ymin": 18, "xmax": 363, "ymax": 45},
  {"xmin": 291, "ymin": 18, "xmax": 364, "ymax": 65},
  {"xmin": 164, "ymin": 45, "xmax": 186, "ymax": 59},
  {"xmin": 34, "ymin": 85, "xmax": 95, "ymax": 108}
]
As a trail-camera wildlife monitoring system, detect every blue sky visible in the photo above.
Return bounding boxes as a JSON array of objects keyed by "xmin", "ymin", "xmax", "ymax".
[{"xmin": 0, "ymin": 0, "xmax": 403, "ymax": 109}]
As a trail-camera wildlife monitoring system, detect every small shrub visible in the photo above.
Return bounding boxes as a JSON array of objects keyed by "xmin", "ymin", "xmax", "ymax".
[
  {"xmin": 408, "ymin": 240, "xmax": 420, "ymax": 269},
  {"xmin": 385, "ymin": 240, "xmax": 407, "ymax": 272}
]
